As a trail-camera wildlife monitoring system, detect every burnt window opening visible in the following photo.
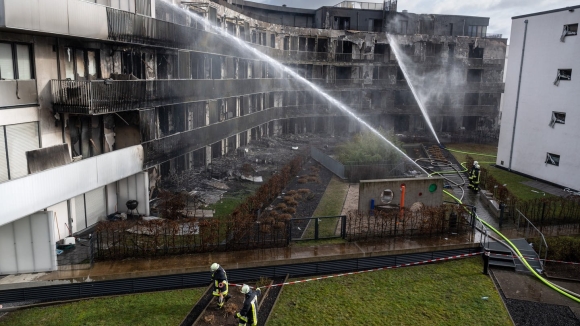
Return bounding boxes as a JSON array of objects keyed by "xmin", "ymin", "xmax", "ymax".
[
  {"xmin": 374, "ymin": 44, "xmax": 390, "ymax": 62},
  {"xmin": 283, "ymin": 36, "xmax": 290, "ymax": 50},
  {"xmin": 226, "ymin": 21, "xmax": 235, "ymax": 35},
  {"xmin": 336, "ymin": 66, "xmax": 351, "ymax": 80},
  {"xmin": 251, "ymin": 31, "xmax": 257, "ymax": 44},
  {"xmin": 441, "ymin": 116, "xmax": 456, "ymax": 132},
  {"xmin": 545, "ymin": 153, "xmax": 560, "ymax": 166},
  {"xmin": 261, "ymin": 32, "xmax": 267, "ymax": 46},
  {"xmin": 468, "ymin": 44, "xmax": 484, "ymax": 59},
  {"xmin": 467, "ymin": 69, "xmax": 483, "ymax": 83},
  {"xmin": 291, "ymin": 37, "xmax": 299, "ymax": 51},
  {"xmin": 394, "ymin": 90, "xmax": 415, "ymax": 106},
  {"xmin": 554, "ymin": 69, "xmax": 572, "ymax": 86},
  {"xmin": 157, "ymin": 53, "xmax": 177, "ymax": 80},
  {"xmin": 307, "ymin": 38, "xmax": 316, "ymax": 52},
  {"xmin": 561, "ymin": 24, "xmax": 578, "ymax": 42},
  {"xmin": 298, "ymin": 37, "xmax": 306, "ymax": 51},
  {"xmin": 369, "ymin": 19, "xmax": 383, "ymax": 32},
  {"xmin": 463, "ymin": 116, "xmax": 477, "ymax": 131},
  {"xmin": 317, "ymin": 38, "xmax": 329, "ymax": 53},
  {"xmin": 549, "ymin": 112, "xmax": 566, "ymax": 128},
  {"xmin": 211, "ymin": 141, "xmax": 222, "ymax": 159},
  {"xmin": 239, "ymin": 26, "xmax": 246, "ymax": 41},
  {"xmin": 210, "ymin": 56, "xmax": 222, "ymax": 79},
  {"xmin": 464, "ymin": 93, "xmax": 479, "ymax": 106},
  {"xmin": 447, "ymin": 44, "xmax": 455, "ymax": 63},
  {"xmin": 270, "ymin": 34, "xmax": 276, "ymax": 48},
  {"xmin": 425, "ymin": 42, "xmax": 443, "ymax": 57},
  {"xmin": 333, "ymin": 16, "xmax": 350, "ymax": 30},
  {"xmin": 449, "ymin": 23, "xmax": 454, "ymax": 36},
  {"xmin": 396, "ymin": 67, "xmax": 405, "ymax": 81},
  {"xmin": 480, "ymin": 93, "xmax": 499, "ymax": 106},
  {"xmin": 394, "ymin": 115, "xmax": 410, "ymax": 132}
]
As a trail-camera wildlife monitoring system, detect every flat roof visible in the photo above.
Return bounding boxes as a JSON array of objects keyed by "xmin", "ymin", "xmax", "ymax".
[{"xmin": 512, "ymin": 5, "xmax": 580, "ymax": 19}]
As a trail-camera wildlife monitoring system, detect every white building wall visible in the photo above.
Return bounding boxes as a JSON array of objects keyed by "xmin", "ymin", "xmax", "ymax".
[{"xmin": 496, "ymin": 8, "xmax": 580, "ymax": 189}]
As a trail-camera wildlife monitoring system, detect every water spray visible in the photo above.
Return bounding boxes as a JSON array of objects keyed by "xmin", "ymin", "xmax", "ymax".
[
  {"xmin": 160, "ymin": 0, "xmax": 429, "ymax": 176},
  {"xmin": 387, "ymin": 34, "xmax": 441, "ymax": 146}
]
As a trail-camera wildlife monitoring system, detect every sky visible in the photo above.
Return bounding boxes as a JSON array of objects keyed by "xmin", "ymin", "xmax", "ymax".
[{"xmin": 246, "ymin": 0, "xmax": 579, "ymax": 41}]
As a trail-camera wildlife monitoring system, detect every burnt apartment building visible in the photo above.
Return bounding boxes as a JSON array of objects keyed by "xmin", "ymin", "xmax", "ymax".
[{"xmin": 0, "ymin": 0, "xmax": 505, "ymax": 273}]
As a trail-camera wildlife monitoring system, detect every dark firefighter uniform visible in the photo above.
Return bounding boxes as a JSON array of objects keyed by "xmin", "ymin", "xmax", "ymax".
[
  {"xmin": 211, "ymin": 265, "xmax": 229, "ymax": 308},
  {"xmin": 468, "ymin": 164, "xmax": 481, "ymax": 192},
  {"xmin": 236, "ymin": 288, "xmax": 261, "ymax": 326}
]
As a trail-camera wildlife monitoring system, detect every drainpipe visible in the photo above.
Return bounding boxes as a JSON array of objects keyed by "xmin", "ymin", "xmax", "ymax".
[
  {"xmin": 399, "ymin": 184, "xmax": 406, "ymax": 220},
  {"xmin": 508, "ymin": 20, "xmax": 528, "ymax": 171}
]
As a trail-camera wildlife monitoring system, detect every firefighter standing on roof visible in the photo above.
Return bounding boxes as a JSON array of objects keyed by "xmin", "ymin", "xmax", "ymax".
[
  {"xmin": 210, "ymin": 263, "xmax": 230, "ymax": 308},
  {"xmin": 235, "ymin": 284, "xmax": 261, "ymax": 326}
]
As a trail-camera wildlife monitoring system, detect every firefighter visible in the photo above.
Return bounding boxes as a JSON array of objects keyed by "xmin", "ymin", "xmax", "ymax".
[
  {"xmin": 210, "ymin": 263, "xmax": 230, "ymax": 308},
  {"xmin": 235, "ymin": 284, "xmax": 261, "ymax": 326},
  {"xmin": 468, "ymin": 162, "xmax": 481, "ymax": 193}
]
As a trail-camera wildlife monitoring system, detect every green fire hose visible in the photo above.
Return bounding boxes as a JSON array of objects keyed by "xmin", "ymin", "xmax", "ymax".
[{"xmin": 443, "ymin": 190, "xmax": 580, "ymax": 303}]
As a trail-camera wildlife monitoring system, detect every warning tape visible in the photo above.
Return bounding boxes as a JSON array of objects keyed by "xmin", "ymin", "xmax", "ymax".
[
  {"xmin": 230, "ymin": 252, "xmax": 480, "ymax": 289},
  {"xmin": 490, "ymin": 253, "xmax": 580, "ymax": 265}
]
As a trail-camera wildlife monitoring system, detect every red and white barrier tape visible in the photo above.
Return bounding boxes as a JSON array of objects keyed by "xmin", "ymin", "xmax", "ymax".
[
  {"xmin": 490, "ymin": 253, "xmax": 580, "ymax": 265},
  {"xmin": 230, "ymin": 252, "xmax": 480, "ymax": 289}
]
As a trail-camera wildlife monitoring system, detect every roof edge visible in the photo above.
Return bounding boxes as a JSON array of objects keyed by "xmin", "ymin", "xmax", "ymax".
[{"xmin": 512, "ymin": 5, "xmax": 580, "ymax": 20}]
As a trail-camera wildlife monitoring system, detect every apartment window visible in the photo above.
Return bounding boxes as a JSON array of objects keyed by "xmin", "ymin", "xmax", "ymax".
[
  {"xmin": 545, "ymin": 153, "xmax": 560, "ymax": 166},
  {"xmin": 467, "ymin": 69, "xmax": 483, "ymax": 83},
  {"xmin": 468, "ymin": 44, "xmax": 484, "ymax": 58},
  {"xmin": 283, "ymin": 36, "xmax": 290, "ymax": 50},
  {"xmin": 549, "ymin": 112, "xmax": 566, "ymax": 128},
  {"xmin": 135, "ymin": 0, "xmax": 151, "ymax": 16},
  {"xmin": 0, "ymin": 122, "xmax": 40, "ymax": 183},
  {"xmin": 554, "ymin": 69, "xmax": 572, "ymax": 86},
  {"xmin": 270, "ymin": 34, "xmax": 276, "ymax": 48},
  {"xmin": 0, "ymin": 43, "xmax": 33, "ymax": 80},
  {"xmin": 561, "ymin": 23, "xmax": 578, "ymax": 42},
  {"xmin": 333, "ymin": 16, "xmax": 350, "ymax": 30},
  {"xmin": 467, "ymin": 25, "xmax": 487, "ymax": 37},
  {"xmin": 66, "ymin": 48, "xmax": 100, "ymax": 80},
  {"xmin": 464, "ymin": 93, "xmax": 479, "ymax": 106}
]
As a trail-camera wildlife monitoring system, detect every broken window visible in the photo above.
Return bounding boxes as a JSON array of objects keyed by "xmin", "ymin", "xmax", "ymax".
[
  {"xmin": 545, "ymin": 153, "xmax": 560, "ymax": 166},
  {"xmin": 468, "ymin": 44, "xmax": 484, "ymax": 59},
  {"xmin": 393, "ymin": 115, "xmax": 410, "ymax": 132},
  {"xmin": 307, "ymin": 38, "xmax": 316, "ymax": 52},
  {"xmin": 270, "ymin": 34, "xmax": 276, "ymax": 48},
  {"xmin": 464, "ymin": 93, "xmax": 479, "ymax": 106},
  {"xmin": 549, "ymin": 111, "xmax": 566, "ymax": 128},
  {"xmin": 333, "ymin": 16, "xmax": 351, "ymax": 30},
  {"xmin": 317, "ymin": 38, "xmax": 329, "ymax": 53},
  {"xmin": 449, "ymin": 23, "xmax": 454, "ymax": 36},
  {"xmin": 561, "ymin": 24, "xmax": 578, "ymax": 42},
  {"xmin": 425, "ymin": 42, "xmax": 443, "ymax": 57},
  {"xmin": 554, "ymin": 69, "xmax": 572, "ymax": 86},
  {"xmin": 466, "ymin": 69, "xmax": 482, "ymax": 83},
  {"xmin": 251, "ymin": 31, "xmax": 257, "ymax": 44},
  {"xmin": 335, "ymin": 66, "xmax": 351, "ymax": 80},
  {"xmin": 396, "ymin": 67, "xmax": 405, "ymax": 81},
  {"xmin": 283, "ymin": 36, "xmax": 290, "ymax": 50},
  {"xmin": 480, "ymin": 93, "xmax": 498, "ymax": 106},
  {"xmin": 299, "ymin": 37, "xmax": 306, "ymax": 51}
]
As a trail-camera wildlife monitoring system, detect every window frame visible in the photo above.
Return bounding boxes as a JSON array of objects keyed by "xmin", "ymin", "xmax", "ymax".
[
  {"xmin": 0, "ymin": 42, "xmax": 34, "ymax": 80},
  {"xmin": 545, "ymin": 153, "xmax": 560, "ymax": 166}
]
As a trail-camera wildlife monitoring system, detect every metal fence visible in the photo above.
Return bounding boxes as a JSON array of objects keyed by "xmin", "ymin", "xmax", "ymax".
[{"xmin": 290, "ymin": 216, "xmax": 346, "ymax": 241}]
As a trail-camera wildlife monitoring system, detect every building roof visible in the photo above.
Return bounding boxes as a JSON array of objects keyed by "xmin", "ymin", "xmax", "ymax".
[{"xmin": 512, "ymin": 5, "xmax": 580, "ymax": 19}]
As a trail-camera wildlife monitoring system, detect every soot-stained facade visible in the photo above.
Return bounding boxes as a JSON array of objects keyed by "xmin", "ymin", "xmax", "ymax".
[{"xmin": 0, "ymin": 0, "xmax": 506, "ymax": 237}]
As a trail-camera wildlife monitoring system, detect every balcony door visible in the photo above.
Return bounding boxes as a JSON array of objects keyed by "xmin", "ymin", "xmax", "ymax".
[{"xmin": 64, "ymin": 48, "xmax": 100, "ymax": 80}]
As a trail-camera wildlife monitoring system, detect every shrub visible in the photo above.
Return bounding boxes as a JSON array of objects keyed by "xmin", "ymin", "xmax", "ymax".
[
  {"xmin": 276, "ymin": 203, "xmax": 287, "ymax": 210},
  {"xmin": 286, "ymin": 199, "xmax": 298, "ymax": 207},
  {"xmin": 293, "ymin": 194, "xmax": 302, "ymax": 201},
  {"xmin": 260, "ymin": 224, "xmax": 271, "ymax": 234},
  {"xmin": 286, "ymin": 190, "xmax": 297, "ymax": 196},
  {"xmin": 298, "ymin": 188, "xmax": 311, "ymax": 194},
  {"xmin": 297, "ymin": 178, "xmax": 308, "ymax": 184},
  {"xmin": 278, "ymin": 214, "xmax": 292, "ymax": 221},
  {"xmin": 273, "ymin": 221, "xmax": 286, "ymax": 230},
  {"xmin": 283, "ymin": 207, "xmax": 296, "ymax": 214}
]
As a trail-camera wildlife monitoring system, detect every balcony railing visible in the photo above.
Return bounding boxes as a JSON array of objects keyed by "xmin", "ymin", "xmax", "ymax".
[{"xmin": 335, "ymin": 53, "xmax": 388, "ymax": 63}]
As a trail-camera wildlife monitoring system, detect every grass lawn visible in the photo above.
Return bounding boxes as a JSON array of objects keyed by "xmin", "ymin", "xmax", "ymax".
[
  {"xmin": 302, "ymin": 176, "xmax": 350, "ymax": 240},
  {"xmin": 446, "ymin": 143, "xmax": 549, "ymax": 201},
  {"xmin": 268, "ymin": 257, "xmax": 512, "ymax": 326},
  {"xmin": 0, "ymin": 288, "xmax": 205, "ymax": 326}
]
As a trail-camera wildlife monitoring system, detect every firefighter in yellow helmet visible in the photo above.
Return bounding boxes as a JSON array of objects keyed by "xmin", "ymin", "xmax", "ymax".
[
  {"xmin": 235, "ymin": 284, "xmax": 261, "ymax": 326},
  {"xmin": 468, "ymin": 161, "xmax": 481, "ymax": 193},
  {"xmin": 210, "ymin": 263, "xmax": 230, "ymax": 308}
]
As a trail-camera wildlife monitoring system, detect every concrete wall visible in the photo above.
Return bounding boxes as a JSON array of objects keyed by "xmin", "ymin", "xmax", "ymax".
[
  {"xmin": 496, "ymin": 8, "xmax": 580, "ymax": 189},
  {"xmin": 358, "ymin": 177, "xmax": 444, "ymax": 212}
]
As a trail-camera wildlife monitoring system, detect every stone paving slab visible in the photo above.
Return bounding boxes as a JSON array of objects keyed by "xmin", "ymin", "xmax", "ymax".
[{"xmin": 521, "ymin": 180, "xmax": 571, "ymax": 197}]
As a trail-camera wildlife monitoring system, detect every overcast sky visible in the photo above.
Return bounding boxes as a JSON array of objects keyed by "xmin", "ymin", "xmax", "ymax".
[{"xmin": 247, "ymin": 0, "xmax": 578, "ymax": 41}]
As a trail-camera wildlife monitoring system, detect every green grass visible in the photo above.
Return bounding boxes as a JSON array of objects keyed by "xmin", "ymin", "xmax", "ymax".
[
  {"xmin": 207, "ymin": 184, "xmax": 260, "ymax": 217},
  {"xmin": 302, "ymin": 176, "xmax": 349, "ymax": 240},
  {"xmin": 447, "ymin": 143, "xmax": 549, "ymax": 201},
  {"xmin": 0, "ymin": 288, "xmax": 205, "ymax": 326},
  {"xmin": 268, "ymin": 257, "xmax": 512, "ymax": 326}
]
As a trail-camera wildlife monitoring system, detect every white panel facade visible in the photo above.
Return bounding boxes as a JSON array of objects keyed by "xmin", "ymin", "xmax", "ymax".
[
  {"xmin": 0, "ymin": 145, "xmax": 144, "ymax": 227},
  {"xmin": 496, "ymin": 8, "xmax": 580, "ymax": 189},
  {"xmin": 0, "ymin": 212, "xmax": 56, "ymax": 275}
]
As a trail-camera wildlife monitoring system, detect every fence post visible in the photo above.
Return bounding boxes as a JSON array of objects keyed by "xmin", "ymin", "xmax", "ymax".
[
  {"xmin": 315, "ymin": 218, "xmax": 319, "ymax": 240},
  {"xmin": 89, "ymin": 233, "xmax": 94, "ymax": 268},
  {"xmin": 341, "ymin": 215, "xmax": 347, "ymax": 239},
  {"xmin": 540, "ymin": 202, "xmax": 546, "ymax": 232},
  {"xmin": 286, "ymin": 220, "xmax": 291, "ymax": 245}
]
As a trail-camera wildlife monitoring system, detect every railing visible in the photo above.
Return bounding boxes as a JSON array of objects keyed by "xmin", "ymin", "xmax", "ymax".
[
  {"xmin": 335, "ymin": 53, "xmax": 388, "ymax": 62},
  {"xmin": 284, "ymin": 51, "xmax": 330, "ymax": 62},
  {"xmin": 334, "ymin": 1, "xmax": 384, "ymax": 10},
  {"xmin": 311, "ymin": 147, "xmax": 346, "ymax": 179},
  {"xmin": 290, "ymin": 216, "xmax": 346, "ymax": 241},
  {"xmin": 515, "ymin": 209, "xmax": 548, "ymax": 269}
]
